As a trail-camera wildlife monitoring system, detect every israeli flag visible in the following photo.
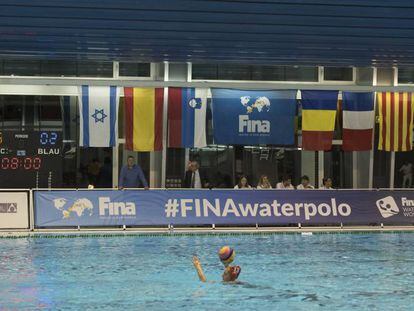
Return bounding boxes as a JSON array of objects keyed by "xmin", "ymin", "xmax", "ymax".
[{"xmin": 78, "ymin": 86, "xmax": 119, "ymax": 147}]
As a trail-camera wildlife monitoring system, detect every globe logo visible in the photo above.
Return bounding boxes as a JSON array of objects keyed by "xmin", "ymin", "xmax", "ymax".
[
  {"xmin": 240, "ymin": 96, "xmax": 271, "ymax": 113},
  {"xmin": 53, "ymin": 198, "xmax": 94, "ymax": 219},
  {"xmin": 188, "ymin": 98, "xmax": 202, "ymax": 109}
]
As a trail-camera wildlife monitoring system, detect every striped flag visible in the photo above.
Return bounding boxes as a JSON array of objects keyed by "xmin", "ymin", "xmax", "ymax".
[
  {"xmin": 168, "ymin": 88, "xmax": 208, "ymax": 148},
  {"xmin": 124, "ymin": 87, "xmax": 164, "ymax": 151},
  {"xmin": 342, "ymin": 92, "xmax": 375, "ymax": 151},
  {"xmin": 378, "ymin": 92, "xmax": 414, "ymax": 151},
  {"xmin": 301, "ymin": 90, "xmax": 338, "ymax": 151},
  {"xmin": 78, "ymin": 86, "xmax": 119, "ymax": 147}
]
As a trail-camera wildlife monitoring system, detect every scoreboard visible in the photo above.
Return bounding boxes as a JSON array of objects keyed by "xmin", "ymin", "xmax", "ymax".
[{"xmin": 0, "ymin": 130, "xmax": 63, "ymax": 188}]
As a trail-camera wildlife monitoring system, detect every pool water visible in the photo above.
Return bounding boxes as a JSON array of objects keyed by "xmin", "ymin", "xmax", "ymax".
[{"xmin": 1, "ymin": 233, "xmax": 414, "ymax": 310}]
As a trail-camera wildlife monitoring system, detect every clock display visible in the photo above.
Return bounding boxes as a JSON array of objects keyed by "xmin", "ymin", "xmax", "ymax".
[
  {"xmin": 1, "ymin": 157, "xmax": 42, "ymax": 170},
  {"xmin": 0, "ymin": 130, "xmax": 63, "ymax": 188}
]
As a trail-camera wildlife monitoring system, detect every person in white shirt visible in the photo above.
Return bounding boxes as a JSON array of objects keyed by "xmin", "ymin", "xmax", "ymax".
[
  {"xmin": 234, "ymin": 176, "xmax": 252, "ymax": 189},
  {"xmin": 257, "ymin": 175, "xmax": 272, "ymax": 189},
  {"xmin": 296, "ymin": 175, "xmax": 314, "ymax": 190},
  {"xmin": 276, "ymin": 176, "xmax": 295, "ymax": 189},
  {"xmin": 320, "ymin": 177, "xmax": 333, "ymax": 190},
  {"xmin": 399, "ymin": 161, "xmax": 413, "ymax": 188}
]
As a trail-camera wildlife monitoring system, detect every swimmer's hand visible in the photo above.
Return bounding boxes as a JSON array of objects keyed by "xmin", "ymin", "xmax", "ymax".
[{"xmin": 192, "ymin": 256, "xmax": 207, "ymax": 283}]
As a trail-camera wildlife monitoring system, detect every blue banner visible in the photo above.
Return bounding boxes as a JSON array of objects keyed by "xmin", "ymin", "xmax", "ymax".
[
  {"xmin": 34, "ymin": 190, "xmax": 414, "ymax": 227},
  {"xmin": 211, "ymin": 89, "xmax": 297, "ymax": 145}
]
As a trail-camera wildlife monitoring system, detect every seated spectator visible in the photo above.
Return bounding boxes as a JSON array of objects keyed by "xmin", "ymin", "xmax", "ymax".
[
  {"xmin": 257, "ymin": 175, "xmax": 272, "ymax": 189},
  {"xmin": 276, "ymin": 176, "xmax": 295, "ymax": 189},
  {"xmin": 320, "ymin": 177, "xmax": 334, "ymax": 189},
  {"xmin": 234, "ymin": 176, "xmax": 252, "ymax": 189},
  {"xmin": 296, "ymin": 175, "xmax": 314, "ymax": 190}
]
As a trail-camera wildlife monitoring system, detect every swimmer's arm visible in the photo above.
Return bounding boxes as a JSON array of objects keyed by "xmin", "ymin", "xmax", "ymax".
[{"xmin": 192, "ymin": 256, "xmax": 207, "ymax": 282}]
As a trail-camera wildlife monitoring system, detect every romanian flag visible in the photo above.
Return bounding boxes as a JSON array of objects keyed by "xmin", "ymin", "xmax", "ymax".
[
  {"xmin": 168, "ymin": 88, "xmax": 208, "ymax": 148},
  {"xmin": 342, "ymin": 92, "xmax": 375, "ymax": 151},
  {"xmin": 301, "ymin": 90, "xmax": 338, "ymax": 151},
  {"xmin": 378, "ymin": 92, "xmax": 414, "ymax": 152},
  {"xmin": 124, "ymin": 87, "xmax": 164, "ymax": 151}
]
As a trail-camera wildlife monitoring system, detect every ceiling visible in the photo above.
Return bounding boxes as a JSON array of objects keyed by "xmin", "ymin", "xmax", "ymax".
[{"xmin": 1, "ymin": 0, "xmax": 414, "ymax": 66}]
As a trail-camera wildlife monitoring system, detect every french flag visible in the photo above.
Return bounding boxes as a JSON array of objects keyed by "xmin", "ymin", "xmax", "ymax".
[
  {"xmin": 342, "ymin": 92, "xmax": 374, "ymax": 151},
  {"xmin": 168, "ymin": 88, "xmax": 208, "ymax": 148}
]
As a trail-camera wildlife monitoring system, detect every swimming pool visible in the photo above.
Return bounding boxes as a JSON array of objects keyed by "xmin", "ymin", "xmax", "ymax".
[{"xmin": 1, "ymin": 232, "xmax": 414, "ymax": 310}]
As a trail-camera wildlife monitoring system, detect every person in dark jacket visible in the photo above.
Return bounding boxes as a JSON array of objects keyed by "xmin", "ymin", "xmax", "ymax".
[{"xmin": 183, "ymin": 161, "xmax": 209, "ymax": 188}]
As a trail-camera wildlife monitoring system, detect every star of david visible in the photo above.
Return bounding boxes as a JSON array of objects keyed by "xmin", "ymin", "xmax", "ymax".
[{"xmin": 91, "ymin": 109, "xmax": 107, "ymax": 123}]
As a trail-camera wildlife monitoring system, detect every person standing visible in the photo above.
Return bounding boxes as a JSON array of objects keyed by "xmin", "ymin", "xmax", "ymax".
[
  {"xmin": 183, "ymin": 161, "xmax": 209, "ymax": 188},
  {"xmin": 296, "ymin": 175, "xmax": 314, "ymax": 190},
  {"xmin": 399, "ymin": 161, "xmax": 413, "ymax": 188},
  {"xmin": 118, "ymin": 156, "xmax": 148, "ymax": 189}
]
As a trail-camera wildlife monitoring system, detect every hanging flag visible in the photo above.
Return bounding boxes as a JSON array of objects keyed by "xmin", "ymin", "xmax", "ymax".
[
  {"xmin": 78, "ymin": 86, "xmax": 119, "ymax": 147},
  {"xmin": 342, "ymin": 92, "xmax": 375, "ymax": 151},
  {"xmin": 124, "ymin": 87, "xmax": 164, "ymax": 151},
  {"xmin": 378, "ymin": 92, "xmax": 414, "ymax": 151},
  {"xmin": 301, "ymin": 90, "xmax": 338, "ymax": 151},
  {"xmin": 211, "ymin": 89, "xmax": 297, "ymax": 145},
  {"xmin": 168, "ymin": 88, "xmax": 208, "ymax": 148}
]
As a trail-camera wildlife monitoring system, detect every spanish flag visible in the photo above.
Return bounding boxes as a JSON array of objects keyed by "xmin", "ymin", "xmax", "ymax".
[
  {"xmin": 378, "ymin": 92, "xmax": 413, "ymax": 152},
  {"xmin": 301, "ymin": 90, "xmax": 338, "ymax": 151},
  {"xmin": 124, "ymin": 87, "xmax": 164, "ymax": 151}
]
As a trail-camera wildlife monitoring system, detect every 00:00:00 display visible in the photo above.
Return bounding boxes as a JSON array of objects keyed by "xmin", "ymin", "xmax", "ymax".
[{"xmin": 1, "ymin": 157, "xmax": 42, "ymax": 170}]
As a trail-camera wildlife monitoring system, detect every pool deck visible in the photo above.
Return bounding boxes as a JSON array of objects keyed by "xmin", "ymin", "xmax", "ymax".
[{"xmin": 2, "ymin": 226, "xmax": 414, "ymax": 237}]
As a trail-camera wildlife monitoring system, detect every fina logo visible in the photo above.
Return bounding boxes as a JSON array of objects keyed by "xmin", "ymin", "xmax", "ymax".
[
  {"xmin": 99, "ymin": 197, "xmax": 136, "ymax": 216},
  {"xmin": 376, "ymin": 196, "xmax": 399, "ymax": 218},
  {"xmin": 53, "ymin": 197, "xmax": 136, "ymax": 219},
  {"xmin": 188, "ymin": 98, "xmax": 202, "ymax": 109},
  {"xmin": 239, "ymin": 96, "xmax": 271, "ymax": 133}
]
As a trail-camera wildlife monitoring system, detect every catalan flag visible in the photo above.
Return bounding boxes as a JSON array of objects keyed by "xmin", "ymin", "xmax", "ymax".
[
  {"xmin": 377, "ymin": 92, "xmax": 414, "ymax": 152},
  {"xmin": 124, "ymin": 87, "xmax": 164, "ymax": 151},
  {"xmin": 301, "ymin": 90, "xmax": 338, "ymax": 151}
]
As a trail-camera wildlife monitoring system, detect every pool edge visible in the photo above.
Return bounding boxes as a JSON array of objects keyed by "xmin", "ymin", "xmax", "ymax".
[{"xmin": 2, "ymin": 226, "xmax": 414, "ymax": 238}]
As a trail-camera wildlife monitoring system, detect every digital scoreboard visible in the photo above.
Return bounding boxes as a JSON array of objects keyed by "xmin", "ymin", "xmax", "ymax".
[{"xmin": 0, "ymin": 130, "xmax": 63, "ymax": 188}]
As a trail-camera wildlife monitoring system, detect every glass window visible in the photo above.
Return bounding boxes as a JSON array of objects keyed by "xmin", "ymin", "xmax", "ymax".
[
  {"xmin": 40, "ymin": 60, "xmax": 77, "ymax": 77},
  {"xmin": 192, "ymin": 64, "xmax": 318, "ymax": 81},
  {"xmin": 394, "ymin": 151, "xmax": 414, "ymax": 188},
  {"xmin": 119, "ymin": 62, "xmax": 151, "ymax": 77},
  {"xmin": 190, "ymin": 146, "xmax": 234, "ymax": 188},
  {"xmin": 3, "ymin": 96, "xmax": 23, "ymax": 122},
  {"xmin": 376, "ymin": 67, "xmax": 394, "ymax": 86},
  {"xmin": 324, "ymin": 147, "xmax": 353, "ymax": 189},
  {"xmin": 398, "ymin": 68, "xmax": 414, "ymax": 84},
  {"xmin": 192, "ymin": 64, "xmax": 218, "ymax": 80},
  {"xmin": 218, "ymin": 65, "xmax": 251, "ymax": 80},
  {"xmin": 239, "ymin": 147, "xmax": 301, "ymax": 188},
  {"xmin": 355, "ymin": 151, "xmax": 371, "ymax": 188},
  {"xmin": 3, "ymin": 60, "xmax": 41, "ymax": 76},
  {"xmin": 39, "ymin": 96, "xmax": 62, "ymax": 121},
  {"xmin": 166, "ymin": 148, "xmax": 186, "ymax": 188},
  {"xmin": 76, "ymin": 61, "xmax": 113, "ymax": 77},
  {"xmin": 251, "ymin": 66, "xmax": 318, "ymax": 82},
  {"xmin": 324, "ymin": 67, "xmax": 353, "ymax": 81}
]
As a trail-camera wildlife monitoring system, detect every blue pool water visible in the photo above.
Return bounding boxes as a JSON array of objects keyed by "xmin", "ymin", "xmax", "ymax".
[{"xmin": 1, "ymin": 233, "xmax": 414, "ymax": 310}]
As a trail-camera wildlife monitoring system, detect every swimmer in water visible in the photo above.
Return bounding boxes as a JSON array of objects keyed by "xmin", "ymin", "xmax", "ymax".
[{"xmin": 192, "ymin": 256, "xmax": 241, "ymax": 283}]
